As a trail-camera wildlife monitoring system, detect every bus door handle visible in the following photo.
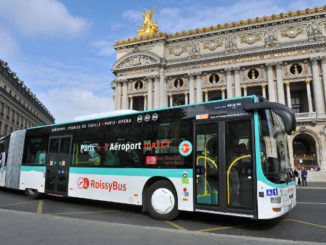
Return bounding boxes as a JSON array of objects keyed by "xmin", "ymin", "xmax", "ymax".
[{"xmin": 195, "ymin": 166, "xmax": 205, "ymax": 175}]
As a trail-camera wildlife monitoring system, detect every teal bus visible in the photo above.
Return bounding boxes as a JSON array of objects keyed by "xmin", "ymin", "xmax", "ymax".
[{"xmin": 0, "ymin": 96, "xmax": 296, "ymax": 220}]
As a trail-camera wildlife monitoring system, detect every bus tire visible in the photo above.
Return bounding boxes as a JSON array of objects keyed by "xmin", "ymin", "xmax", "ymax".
[
  {"xmin": 25, "ymin": 188, "xmax": 40, "ymax": 199},
  {"xmin": 146, "ymin": 180, "xmax": 179, "ymax": 220}
]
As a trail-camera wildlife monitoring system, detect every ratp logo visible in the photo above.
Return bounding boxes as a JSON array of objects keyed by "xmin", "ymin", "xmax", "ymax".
[
  {"xmin": 77, "ymin": 177, "xmax": 90, "ymax": 190},
  {"xmin": 179, "ymin": 140, "xmax": 192, "ymax": 156}
]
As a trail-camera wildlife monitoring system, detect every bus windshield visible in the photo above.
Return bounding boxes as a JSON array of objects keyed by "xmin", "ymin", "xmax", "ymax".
[{"xmin": 259, "ymin": 109, "xmax": 292, "ymax": 184}]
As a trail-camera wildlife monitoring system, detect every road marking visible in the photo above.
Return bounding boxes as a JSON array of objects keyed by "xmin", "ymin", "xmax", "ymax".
[
  {"xmin": 165, "ymin": 221, "xmax": 187, "ymax": 231},
  {"xmin": 196, "ymin": 226, "xmax": 232, "ymax": 232},
  {"xmin": 283, "ymin": 218, "xmax": 326, "ymax": 229},
  {"xmin": 0, "ymin": 200, "xmax": 37, "ymax": 207},
  {"xmin": 37, "ymin": 200, "xmax": 43, "ymax": 214},
  {"xmin": 46, "ymin": 210, "xmax": 116, "ymax": 215},
  {"xmin": 297, "ymin": 202, "xmax": 326, "ymax": 205}
]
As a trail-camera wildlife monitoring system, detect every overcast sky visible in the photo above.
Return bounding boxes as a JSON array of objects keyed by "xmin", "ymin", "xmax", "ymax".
[{"xmin": 0, "ymin": 0, "xmax": 324, "ymax": 123}]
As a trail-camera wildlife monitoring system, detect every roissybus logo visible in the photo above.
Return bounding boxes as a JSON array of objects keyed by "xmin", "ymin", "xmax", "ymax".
[{"xmin": 77, "ymin": 177, "xmax": 90, "ymax": 189}]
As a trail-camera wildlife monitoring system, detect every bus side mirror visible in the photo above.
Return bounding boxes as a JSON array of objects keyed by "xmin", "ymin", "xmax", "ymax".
[{"xmin": 244, "ymin": 101, "xmax": 296, "ymax": 135}]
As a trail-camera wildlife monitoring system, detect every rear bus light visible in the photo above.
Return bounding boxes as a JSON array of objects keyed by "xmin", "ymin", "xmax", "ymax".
[{"xmin": 272, "ymin": 208, "xmax": 282, "ymax": 212}]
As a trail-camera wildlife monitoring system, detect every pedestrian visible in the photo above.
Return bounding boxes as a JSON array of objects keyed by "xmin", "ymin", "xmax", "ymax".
[
  {"xmin": 293, "ymin": 168, "xmax": 299, "ymax": 186},
  {"xmin": 301, "ymin": 167, "xmax": 308, "ymax": 186}
]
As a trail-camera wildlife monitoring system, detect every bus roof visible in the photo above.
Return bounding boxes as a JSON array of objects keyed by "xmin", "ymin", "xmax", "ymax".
[{"xmin": 27, "ymin": 95, "xmax": 256, "ymax": 130}]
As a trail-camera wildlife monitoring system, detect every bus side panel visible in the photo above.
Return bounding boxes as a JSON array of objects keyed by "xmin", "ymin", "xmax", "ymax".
[
  {"xmin": 19, "ymin": 166, "xmax": 46, "ymax": 193},
  {"xmin": 68, "ymin": 168, "xmax": 194, "ymax": 211},
  {"xmin": 0, "ymin": 166, "xmax": 6, "ymax": 187},
  {"xmin": 257, "ymin": 181, "xmax": 296, "ymax": 219},
  {"xmin": 5, "ymin": 130, "xmax": 26, "ymax": 189}
]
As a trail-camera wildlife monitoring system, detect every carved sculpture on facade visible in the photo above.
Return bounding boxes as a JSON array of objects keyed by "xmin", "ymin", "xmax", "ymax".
[
  {"xmin": 307, "ymin": 21, "xmax": 323, "ymax": 40},
  {"xmin": 202, "ymin": 38, "xmax": 223, "ymax": 51},
  {"xmin": 224, "ymin": 35, "xmax": 238, "ymax": 51},
  {"xmin": 319, "ymin": 125, "xmax": 326, "ymax": 139},
  {"xmin": 264, "ymin": 27, "xmax": 279, "ymax": 47},
  {"xmin": 188, "ymin": 41, "xmax": 201, "ymax": 57},
  {"xmin": 137, "ymin": 7, "xmax": 159, "ymax": 37},
  {"xmin": 239, "ymin": 33, "xmax": 263, "ymax": 45},
  {"xmin": 116, "ymin": 54, "xmax": 157, "ymax": 69},
  {"xmin": 168, "ymin": 44, "xmax": 187, "ymax": 56},
  {"xmin": 280, "ymin": 26, "xmax": 304, "ymax": 38}
]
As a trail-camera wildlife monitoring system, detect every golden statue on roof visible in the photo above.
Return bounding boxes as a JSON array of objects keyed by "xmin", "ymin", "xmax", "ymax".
[{"xmin": 137, "ymin": 7, "xmax": 159, "ymax": 37}]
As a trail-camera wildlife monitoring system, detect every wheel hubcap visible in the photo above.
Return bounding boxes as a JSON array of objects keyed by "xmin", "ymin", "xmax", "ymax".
[{"xmin": 151, "ymin": 188, "xmax": 175, "ymax": 215}]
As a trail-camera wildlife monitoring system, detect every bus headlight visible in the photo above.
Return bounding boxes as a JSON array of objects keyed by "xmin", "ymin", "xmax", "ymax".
[{"xmin": 270, "ymin": 197, "xmax": 281, "ymax": 204}]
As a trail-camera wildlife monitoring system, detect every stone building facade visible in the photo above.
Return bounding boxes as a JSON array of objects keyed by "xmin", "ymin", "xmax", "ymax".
[
  {"xmin": 0, "ymin": 59, "xmax": 55, "ymax": 137},
  {"xmin": 111, "ymin": 6, "xmax": 326, "ymax": 169}
]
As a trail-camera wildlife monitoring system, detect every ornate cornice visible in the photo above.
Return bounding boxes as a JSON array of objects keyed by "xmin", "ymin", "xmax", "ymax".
[
  {"xmin": 164, "ymin": 39, "xmax": 326, "ymax": 69},
  {"xmin": 114, "ymin": 5, "xmax": 326, "ymax": 47}
]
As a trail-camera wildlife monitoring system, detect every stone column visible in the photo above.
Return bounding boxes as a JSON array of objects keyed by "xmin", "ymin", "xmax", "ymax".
[
  {"xmin": 129, "ymin": 96, "xmax": 134, "ymax": 110},
  {"xmin": 285, "ymin": 81, "xmax": 292, "ymax": 109},
  {"xmin": 234, "ymin": 68, "xmax": 241, "ymax": 97},
  {"xmin": 185, "ymin": 92, "xmax": 189, "ymax": 105},
  {"xmin": 164, "ymin": 78, "xmax": 168, "ymax": 107},
  {"xmin": 122, "ymin": 81, "xmax": 128, "ymax": 109},
  {"xmin": 276, "ymin": 63, "xmax": 285, "ymax": 105},
  {"xmin": 196, "ymin": 73, "xmax": 202, "ymax": 103},
  {"xmin": 112, "ymin": 95, "xmax": 116, "ymax": 110},
  {"xmin": 204, "ymin": 90, "xmax": 208, "ymax": 102},
  {"xmin": 111, "ymin": 83, "xmax": 116, "ymax": 110},
  {"xmin": 311, "ymin": 58, "xmax": 326, "ymax": 115},
  {"xmin": 321, "ymin": 58, "xmax": 326, "ymax": 105},
  {"xmin": 116, "ymin": 82, "xmax": 121, "ymax": 110},
  {"xmin": 306, "ymin": 80, "xmax": 313, "ymax": 113},
  {"xmin": 261, "ymin": 84, "xmax": 266, "ymax": 98},
  {"xmin": 159, "ymin": 68, "xmax": 165, "ymax": 108},
  {"xmin": 242, "ymin": 86, "xmax": 247, "ymax": 96},
  {"xmin": 144, "ymin": 95, "xmax": 147, "ymax": 110},
  {"xmin": 226, "ymin": 69, "xmax": 233, "ymax": 98},
  {"xmin": 188, "ymin": 74, "xmax": 195, "ymax": 104},
  {"xmin": 169, "ymin": 94, "xmax": 173, "ymax": 107},
  {"xmin": 221, "ymin": 88, "xmax": 225, "ymax": 100},
  {"xmin": 267, "ymin": 64, "xmax": 276, "ymax": 102},
  {"xmin": 154, "ymin": 75, "xmax": 160, "ymax": 109},
  {"xmin": 147, "ymin": 77, "xmax": 152, "ymax": 110}
]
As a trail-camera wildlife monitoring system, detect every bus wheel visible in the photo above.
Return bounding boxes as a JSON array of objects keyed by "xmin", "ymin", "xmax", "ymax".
[
  {"xmin": 146, "ymin": 180, "xmax": 179, "ymax": 220},
  {"xmin": 25, "ymin": 188, "xmax": 40, "ymax": 199}
]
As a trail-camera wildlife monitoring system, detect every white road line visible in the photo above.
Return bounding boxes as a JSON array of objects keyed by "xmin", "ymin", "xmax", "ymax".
[{"xmin": 297, "ymin": 202, "xmax": 326, "ymax": 205}]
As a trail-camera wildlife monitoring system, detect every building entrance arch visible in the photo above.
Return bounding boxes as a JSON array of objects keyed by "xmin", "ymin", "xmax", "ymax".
[{"xmin": 293, "ymin": 133, "xmax": 318, "ymax": 169}]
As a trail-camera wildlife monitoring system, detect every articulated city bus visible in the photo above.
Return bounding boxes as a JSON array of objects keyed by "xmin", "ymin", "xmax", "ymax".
[{"xmin": 0, "ymin": 96, "xmax": 296, "ymax": 220}]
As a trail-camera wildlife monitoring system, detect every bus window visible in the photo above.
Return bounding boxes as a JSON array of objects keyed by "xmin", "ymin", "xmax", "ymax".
[
  {"xmin": 259, "ymin": 109, "xmax": 291, "ymax": 183},
  {"xmin": 225, "ymin": 119, "xmax": 253, "ymax": 209},
  {"xmin": 0, "ymin": 143, "xmax": 5, "ymax": 168},
  {"xmin": 103, "ymin": 123, "xmax": 141, "ymax": 168},
  {"xmin": 143, "ymin": 120, "xmax": 192, "ymax": 168},
  {"xmin": 23, "ymin": 137, "xmax": 48, "ymax": 165},
  {"xmin": 72, "ymin": 142, "xmax": 102, "ymax": 166},
  {"xmin": 72, "ymin": 122, "xmax": 141, "ymax": 168}
]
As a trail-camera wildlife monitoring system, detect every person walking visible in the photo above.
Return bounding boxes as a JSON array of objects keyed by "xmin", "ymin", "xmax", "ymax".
[{"xmin": 301, "ymin": 167, "xmax": 308, "ymax": 186}]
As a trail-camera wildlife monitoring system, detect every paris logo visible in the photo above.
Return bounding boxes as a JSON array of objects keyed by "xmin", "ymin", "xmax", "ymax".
[
  {"xmin": 77, "ymin": 177, "xmax": 90, "ymax": 190},
  {"xmin": 179, "ymin": 140, "xmax": 192, "ymax": 156}
]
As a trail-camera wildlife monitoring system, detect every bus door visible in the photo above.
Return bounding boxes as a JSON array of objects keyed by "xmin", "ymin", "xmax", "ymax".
[
  {"xmin": 194, "ymin": 119, "xmax": 255, "ymax": 215},
  {"xmin": 194, "ymin": 121, "xmax": 221, "ymax": 209},
  {"xmin": 224, "ymin": 119, "xmax": 254, "ymax": 214},
  {"xmin": 45, "ymin": 135, "xmax": 72, "ymax": 195}
]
